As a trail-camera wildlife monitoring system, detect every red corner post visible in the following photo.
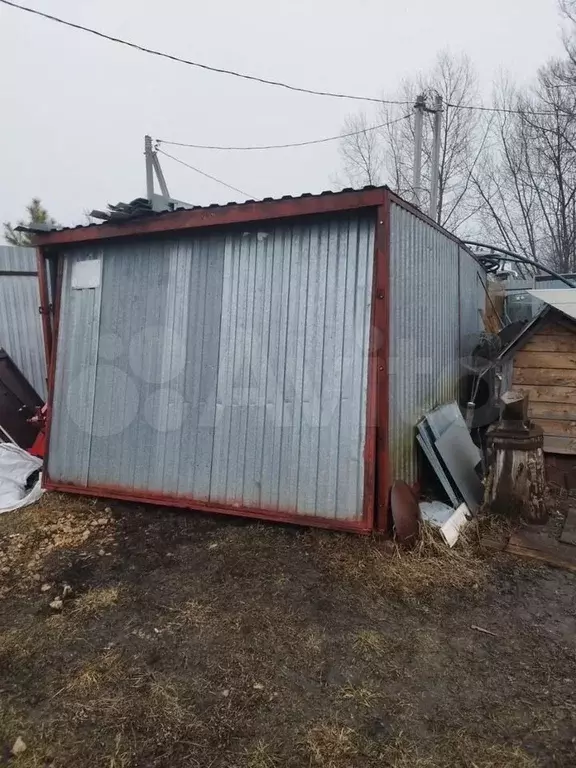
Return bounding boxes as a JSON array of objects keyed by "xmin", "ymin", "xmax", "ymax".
[
  {"xmin": 36, "ymin": 247, "xmax": 53, "ymax": 374},
  {"xmin": 373, "ymin": 197, "xmax": 391, "ymax": 533}
]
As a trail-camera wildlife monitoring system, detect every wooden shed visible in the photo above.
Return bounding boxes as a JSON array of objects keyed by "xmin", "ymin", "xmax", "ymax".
[{"xmin": 499, "ymin": 293, "xmax": 576, "ymax": 455}]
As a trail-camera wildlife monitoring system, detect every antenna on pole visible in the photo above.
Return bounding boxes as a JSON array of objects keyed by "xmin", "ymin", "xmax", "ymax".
[{"xmin": 412, "ymin": 94, "xmax": 425, "ymax": 208}]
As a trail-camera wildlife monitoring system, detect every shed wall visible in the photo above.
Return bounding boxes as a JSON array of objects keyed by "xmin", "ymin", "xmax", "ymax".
[
  {"xmin": 0, "ymin": 246, "xmax": 47, "ymax": 399},
  {"xmin": 48, "ymin": 213, "xmax": 375, "ymax": 524},
  {"xmin": 388, "ymin": 204, "xmax": 484, "ymax": 483},
  {"xmin": 512, "ymin": 317, "xmax": 576, "ymax": 454}
]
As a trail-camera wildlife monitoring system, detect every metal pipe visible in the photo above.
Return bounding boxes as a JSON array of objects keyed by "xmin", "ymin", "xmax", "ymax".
[
  {"xmin": 462, "ymin": 240, "xmax": 576, "ymax": 288},
  {"xmin": 412, "ymin": 95, "xmax": 425, "ymax": 208},
  {"xmin": 144, "ymin": 135, "xmax": 154, "ymax": 201},
  {"xmin": 429, "ymin": 95, "xmax": 443, "ymax": 221}
]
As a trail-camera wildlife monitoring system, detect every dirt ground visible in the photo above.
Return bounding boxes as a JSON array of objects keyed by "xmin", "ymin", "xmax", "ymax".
[{"xmin": 0, "ymin": 495, "xmax": 575, "ymax": 768}]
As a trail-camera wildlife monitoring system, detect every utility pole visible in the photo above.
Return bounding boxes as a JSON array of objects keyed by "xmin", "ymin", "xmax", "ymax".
[
  {"xmin": 412, "ymin": 94, "xmax": 425, "ymax": 208},
  {"xmin": 144, "ymin": 135, "xmax": 155, "ymax": 201},
  {"xmin": 142, "ymin": 135, "xmax": 193, "ymax": 213},
  {"xmin": 429, "ymin": 94, "xmax": 443, "ymax": 221}
]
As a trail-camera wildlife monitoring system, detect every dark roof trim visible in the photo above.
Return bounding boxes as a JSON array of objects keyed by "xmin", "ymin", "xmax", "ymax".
[
  {"xmin": 498, "ymin": 305, "xmax": 576, "ymax": 361},
  {"xmin": 33, "ymin": 186, "xmax": 478, "ymax": 259},
  {"xmin": 34, "ymin": 187, "xmax": 389, "ymax": 247}
]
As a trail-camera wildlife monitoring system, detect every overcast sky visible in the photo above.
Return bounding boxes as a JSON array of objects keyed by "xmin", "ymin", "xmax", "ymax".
[{"xmin": 0, "ymin": 0, "xmax": 566, "ymax": 229}]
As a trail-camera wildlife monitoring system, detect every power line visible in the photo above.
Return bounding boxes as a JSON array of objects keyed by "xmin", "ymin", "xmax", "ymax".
[
  {"xmin": 0, "ymin": 0, "xmax": 567, "ymax": 118},
  {"xmin": 447, "ymin": 102, "xmax": 569, "ymax": 117},
  {"xmin": 0, "ymin": 0, "xmax": 409, "ymax": 106},
  {"xmin": 156, "ymin": 148, "xmax": 255, "ymax": 198},
  {"xmin": 155, "ymin": 113, "xmax": 412, "ymax": 151}
]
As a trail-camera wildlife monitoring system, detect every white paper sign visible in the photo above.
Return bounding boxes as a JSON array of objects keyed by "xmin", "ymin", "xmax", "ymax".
[{"xmin": 72, "ymin": 259, "xmax": 101, "ymax": 289}]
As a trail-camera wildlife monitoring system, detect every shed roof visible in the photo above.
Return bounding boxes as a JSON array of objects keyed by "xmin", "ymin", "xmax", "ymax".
[
  {"xmin": 32, "ymin": 185, "xmax": 474, "ymax": 251},
  {"xmin": 499, "ymin": 305, "xmax": 576, "ymax": 362},
  {"xmin": 529, "ymin": 288, "xmax": 576, "ymax": 321}
]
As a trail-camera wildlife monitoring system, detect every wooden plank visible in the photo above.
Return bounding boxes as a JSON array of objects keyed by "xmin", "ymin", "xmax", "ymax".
[
  {"xmin": 506, "ymin": 540, "xmax": 576, "ymax": 572},
  {"xmin": 480, "ymin": 532, "xmax": 509, "ymax": 552},
  {"xmin": 560, "ymin": 507, "xmax": 576, "ymax": 546},
  {"xmin": 507, "ymin": 529, "xmax": 576, "ymax": 572},
  {"xmin": 514, "ymin": 350, "xmax": 576, "ymax": 370},
  {"xmin": 486, "ymin": 283, "xmax": 505, "ymax": 333},
  {"xmin": 536, "ymin": 418, "xmax": 576, "ymax": 437},
  {"xmin": 530, "ymin": 402, "xmax": 576, "ymax": 420},
  {"xmin": 546, "ymin": 321, "xmax": 576, "ymax": 336},
  {"xmin": 513, "ymin": 385, "xmax": 576, "ymax": 404},
  {"xmin": 513, "ymin": 367, "xmax": 576, "ymax": 386},
  {"xmin": 543, "ymin": 435, "xmax": 576, "ymax": 454},
  {"xmin": 524, "ymin": 335, "xmax": 576, "ymax": 353}
]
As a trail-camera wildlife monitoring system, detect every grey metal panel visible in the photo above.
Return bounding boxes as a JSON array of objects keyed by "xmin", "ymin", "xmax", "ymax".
[
  {"xmin": 434, "ymin": 423, "xmax": 483, "ymax": 512},
  {"xmin": 425, "ymin": 403, "xmax": 481, "ymax": 466},
  {"xmin": 49, "ymin": 249, "xmax": 104, "ymax": 484},
  {"xmin": 0, "ymin": 246, "xmax": 47, "ymax": 399},
  {"xmin": 0, "ymin": 245, "xmax": 37, "ymax": 272},
  {"xmin": 48, "ymin": 214, "xmax": 375, "ymax": 522},
  {"xmin": 388, "ymin": 204, "xmax": 462, "ymax": 484}
]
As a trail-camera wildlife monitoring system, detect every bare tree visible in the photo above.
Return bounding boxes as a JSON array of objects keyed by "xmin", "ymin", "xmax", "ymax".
[
  {"xmin": 338, "ymin": 52, "xmax": 484, "ymax": 233},
  {"xmin": 473, "ymin": 36, "xmax": 576, "ymax": 271},
  {"xmin": 560, "ymin": 0, "xmax": 576, "ymax": 79},
  {"xmin": 337, "ymin": 112, "xmax": 385, "ymax": 186}
]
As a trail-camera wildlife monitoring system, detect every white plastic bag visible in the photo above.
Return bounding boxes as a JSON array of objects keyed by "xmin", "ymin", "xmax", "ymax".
[{"xmin": 0, "ymin": 443, "xmax": 43, "ymax": 513}]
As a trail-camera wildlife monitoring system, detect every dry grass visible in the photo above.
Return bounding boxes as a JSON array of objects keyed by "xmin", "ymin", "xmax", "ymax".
[
  {"xmin": 244, "ymin": 740, "xmax": 280, "ymax": 768},
  {"xmin": 378, "ymin": 732, "xmax": 539, "ymax": 768},
  {"xmin": 0, "ymin": 493, "xmax": 572, "ymax": 767},
  {"xmin": 302, "ymin": 627, "xmax": 325, "ymax": 653},
  {"xmin": 352, "ymin": 629, "xmax": 400, "ymax": 656},
  {"xmin": 72, "ymin": 586, "xmax": 120, "ymax": 616},
  {"xmin": 167, "ymin": 598, "xmax": 214, "ymax": 629},
  {"xmin": 0, "ymin": 628, "xmax": 35, "ymax": 664},
  {"xmin": 67, "ymin": 650, "xmax": 124, "ymax": 694},
  {"xmin": 303, "ymin": 724, "xmax": 359, "ymax": 767},
  {"xmin": 312, "ymin": 523, "xmax": 488, "ymax": 600},
  {"xmin": 106, "ymin": 734, "xmax": 132, "ymax": 768},
  {"xmin": 146, "ymin": 677, "xmax": 188, "ymax": 725},
  {"xmin": 337, "ymin": 683, "xmax": 381, "ymax": 707}
]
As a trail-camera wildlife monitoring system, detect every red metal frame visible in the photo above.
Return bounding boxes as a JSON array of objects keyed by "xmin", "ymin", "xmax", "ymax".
[
  {"xmin": 41, "ymin": 479, "xmax": 373, "ymax": 534},
  {"xmin": 37, "ymin": 187, "xmax": 394, "ymax": 533},
  {"xmin": 373, "ymin": 201, "xmax": 391, "ymax": 532},
  {"xmin": 36, "ymin": 248, "xmax": 53, "ymax": 372},
  {"xmin": 39, "ymin": 257, "xmax": 63, "ymax": 492}
]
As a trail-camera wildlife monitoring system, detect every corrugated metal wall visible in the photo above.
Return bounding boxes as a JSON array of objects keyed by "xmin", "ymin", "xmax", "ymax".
[
  {"xmin": 388, "ymin": 205, "xmax": 484, "ymax": 483},
  {"xmin": 0, "ymin": 246, "xmax": 47, "ymax": 399},
  {"xmin": 459, "ymin": 245, "xmax": 486, "ymax": 357},
  {"xmin": 48, "ymin": 213, "xmax": 375, "ymax": 522}
]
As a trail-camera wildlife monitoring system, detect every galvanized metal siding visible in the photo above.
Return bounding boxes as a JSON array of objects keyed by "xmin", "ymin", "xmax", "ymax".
[
  {"xmin": 48, "ymin": 214, "xmax": 375, "ymax": 522},
  {"xmin": 0, "ymin": 245, "xmax": 37, "ymax": 271},
  {"xmin": 388, "ymin": 205, "xmax": 461, "ymax": 483},
  {"xmin": 0, "ymin": 246, "xmax": 47, "ymax": 399},
  {"xmin": 458, "ymin": 246, "xmax": 486, "ymax": 358}
]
